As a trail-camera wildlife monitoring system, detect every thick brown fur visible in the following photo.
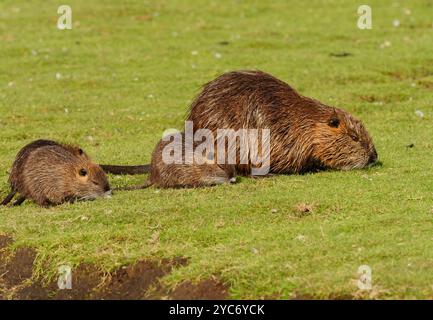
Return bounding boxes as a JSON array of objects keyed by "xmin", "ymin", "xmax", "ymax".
[
  {"xmin": 128, "ymin": 132, "xmax": 236, "ymax": 189},
  {"xmin": 1, "ymin": 140, "xmax": 111, "ymax": 207},
  {"xmin": 99, "ymin": 70, "xmax": 377, "ymax": 180},
  {"xmin": 187, "ymin": 70, "xmax": 378, "ymax": 175}
]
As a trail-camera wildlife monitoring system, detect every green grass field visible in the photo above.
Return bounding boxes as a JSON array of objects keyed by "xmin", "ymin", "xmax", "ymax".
[{"xmin": 0, "ymin": 0, "xmax": 432, "ymax": 299}]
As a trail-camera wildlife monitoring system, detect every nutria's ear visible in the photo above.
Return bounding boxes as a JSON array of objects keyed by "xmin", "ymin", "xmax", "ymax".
[
  {"xmin": 328, "ymin": 117, "xmax": 340, "ymax": 128},
  {"xmin": 78, "ymin": 148, "xmax": 84, "ymax": 155}
]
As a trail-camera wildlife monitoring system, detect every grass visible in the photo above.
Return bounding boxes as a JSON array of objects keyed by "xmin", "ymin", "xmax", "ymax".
[{"xmin": 0, "ymin": 0, "xmax": 432, "ymax": 299}]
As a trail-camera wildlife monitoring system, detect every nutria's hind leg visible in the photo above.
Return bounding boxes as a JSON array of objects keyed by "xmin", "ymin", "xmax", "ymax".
[
  {"xmin": 1, "ymin": 191, "xmax": 16, "ymax": 206},
  {"xmin": 13, "ymin": 196, "xmax": 26, "ymax": 206}
]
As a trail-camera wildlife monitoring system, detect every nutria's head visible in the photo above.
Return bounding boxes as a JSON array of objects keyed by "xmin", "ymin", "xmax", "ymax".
[
  {"xmin": 38, "ymin": 144, "xmax": 113, "ymax": 202},
  {"xmin": 68, "ymin": 148, "xmax": 111, "ymax": 201},
  {"xmin": 312, "ymin": 108, "xmax": 378, "ymax": 170}
]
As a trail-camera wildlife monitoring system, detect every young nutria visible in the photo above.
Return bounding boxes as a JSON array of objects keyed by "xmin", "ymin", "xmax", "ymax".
[
  {"xmin": 1, "ymin": 140, "xmax": 112, "ymax": 207},
  {"xmin": 123, "ymin": 132, "xmax": 236, "ymax": 190},
  {"xmin": 187, "ymin": 70, "xmax": 378, "ymax": 175}
]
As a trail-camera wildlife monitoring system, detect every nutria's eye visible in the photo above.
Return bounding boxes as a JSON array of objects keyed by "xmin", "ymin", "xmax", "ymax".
[
  {"xmin": 78, "ymin": 149, "xmax": 84, "ymax": 155},
  {"xmin": 350, "ymin": 134, "xmax": 359, "ymax": 142},
  {"xmin": 328, "ymin": 118, "xmax": 340, "ymax": 128},
  {"xmin": 79, "ymin": 169, "xmax": 87, "ymax": 176}
]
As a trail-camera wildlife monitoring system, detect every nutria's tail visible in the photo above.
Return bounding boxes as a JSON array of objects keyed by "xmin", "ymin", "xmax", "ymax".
[
  {"xmin": 1, "ymin": 191, "xmax": 16, "ymax": 206},
  {"xmin": 100, "ymin": 164, "xmax": 151, "ymax": 175},
  {"xmin": 114, "ymin": 181, "xmax": 152, "ymax": 191}
]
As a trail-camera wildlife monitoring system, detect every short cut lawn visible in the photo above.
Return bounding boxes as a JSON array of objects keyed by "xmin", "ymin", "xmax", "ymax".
[{"xmin": 0, "ymin": 0, "xmax": 432, "ymax": 299}]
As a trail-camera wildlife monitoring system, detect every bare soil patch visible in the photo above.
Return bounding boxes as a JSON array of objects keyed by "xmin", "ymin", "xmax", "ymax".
[{"xmin": 0, "ymin": 235, "xmax": 228, "ymax": 300}]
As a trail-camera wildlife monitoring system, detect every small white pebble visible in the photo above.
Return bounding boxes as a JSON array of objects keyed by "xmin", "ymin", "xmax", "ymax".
[
  {"xmin": 64, "ymin": 108, "xmax": 69, "ymax": 114},
  {"xmin": 296, "ymin": 234, "xmax": 306, "ymax": 242},
  {"xmin": 415, "ymin": 110, "xmax": 424, "ymax": 118},
  {"xmin": 147, "ymin": 94, "xmax": 154, "ymax": 99},
  {"xmin": 191, "ymin": 50, "xmax": 198, "ymax": 55},
  {"xmin": 271, "ymin": 208, "xmax": 278, "ymax": 213},
  {"xmin": 214, "ymin": 52, "xmax": 222, "ymax": 59},
  {"xmin": 411, "ymin": 83, "xmax": 416, "ymax": 87},
  {"xmin": 55, "ymin": 72, "xmax": 62, "ymax": 80},
  {"xmin": 380, "ymin": 41, "xmax": 392, "ymax": 49},
  {"xmin": 393, "ymin": 19, "xmax": 400, "ymax": 27},
  {"xmin": 403, "ymin": 8, "xmax": 411, "ymax": 15},
  {"xmin": 31, "ymin": 50, "xmax": 38, "ymax": 56},
  {"xmin": 7, "ymin": 81, "xmax": 14, "ymax": 87},
  {"xmin": 251, "ymin": 248, "xmax": 259, "ymax": 254}
]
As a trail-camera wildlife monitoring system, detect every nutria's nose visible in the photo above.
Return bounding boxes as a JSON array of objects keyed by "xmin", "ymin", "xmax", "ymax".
[{"xmin": 368, "ymin": 148, "xmax": 378, "ymax": 164}]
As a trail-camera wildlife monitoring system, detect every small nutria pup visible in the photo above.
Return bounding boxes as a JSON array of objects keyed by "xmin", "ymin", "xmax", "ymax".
[
  {"xmin": 186, "ymin": 70, "xmax": 378, "ymax": 175},
  {"xmin": 1, "ymin": 140, "xmax": 112, "ymax": 207},
  {"xmin": 124, "ymin": 132, "xmax": 236, "ymax": 190}
]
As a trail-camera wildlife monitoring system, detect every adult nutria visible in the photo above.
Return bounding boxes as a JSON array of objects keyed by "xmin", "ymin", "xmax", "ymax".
[
  {"xmin": 123, "ymin": 132, "xmax": 236, "ymax": 190},
  {"xmin": 1, "ymin": 140, "xmax": 112, "ymax": 207},
  {"xmin": 187, "ymin": 70, "xmax": 378, "ymax": 175},
  {"xmin": 100, "ymin": 70, "xmax": 377, "ymax": 177}
]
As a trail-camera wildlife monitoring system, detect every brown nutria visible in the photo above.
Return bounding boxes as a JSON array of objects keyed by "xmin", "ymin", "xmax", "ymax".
[
  {"xmin": 122, "ymin": 132, "xmax": 236, "ymax": 190},
  {"xmin": 1, "ymin": 140, "xmax": 112, "ymax": 207},
  {"xmin": 186, "ymin": 70, "xmax": 378, "ymax": 175},
  {"xmin": 100, "ymin": 70, "xmax": 377, "ymax": 178}
]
